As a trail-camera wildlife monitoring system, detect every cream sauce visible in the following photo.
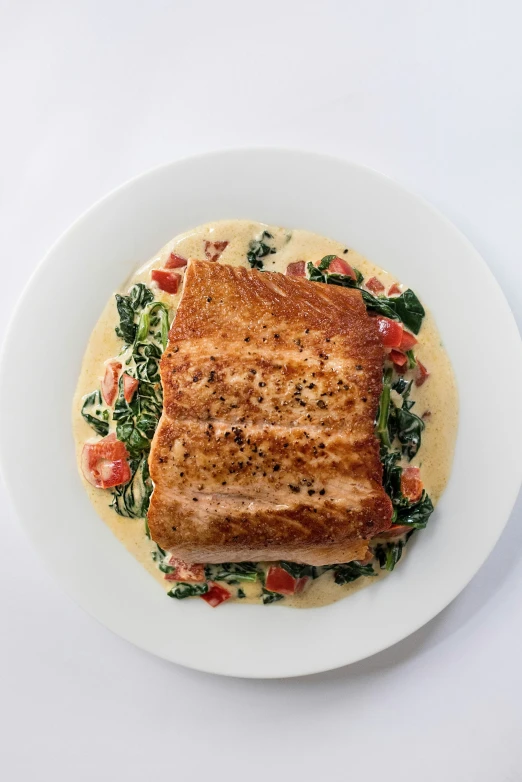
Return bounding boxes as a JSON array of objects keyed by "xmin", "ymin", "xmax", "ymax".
[{"xmin": 72, "ymin": 220, "xmax": 458, "ymax": 608}]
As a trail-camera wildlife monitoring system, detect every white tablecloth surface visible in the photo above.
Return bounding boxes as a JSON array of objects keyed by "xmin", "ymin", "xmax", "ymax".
[{"xmin": 1, "ymin": 2, "xmax": 521, "ymax": 780}]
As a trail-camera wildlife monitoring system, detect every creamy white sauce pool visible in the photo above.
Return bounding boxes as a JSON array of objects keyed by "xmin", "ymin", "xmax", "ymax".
[{"xmin": 72, "ymin": 220, "xmax": 458, "ymax": 608}]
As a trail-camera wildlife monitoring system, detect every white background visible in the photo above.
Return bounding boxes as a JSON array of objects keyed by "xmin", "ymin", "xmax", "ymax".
[{"xmin": 1, "ymin": 1, "xmax": 521, "ymax": 780}]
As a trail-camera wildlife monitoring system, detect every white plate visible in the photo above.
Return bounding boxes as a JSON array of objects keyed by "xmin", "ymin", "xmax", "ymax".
[{"xmin": 1, "ymin": 149, "xmax": 521, "ymax": 678}]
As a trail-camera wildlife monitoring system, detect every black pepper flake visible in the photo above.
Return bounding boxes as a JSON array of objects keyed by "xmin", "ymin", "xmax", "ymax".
[
  {"xmin": 244, "ymin": 337, "xmax": 250, "ymax": 342},
  {"xmin": 283, "ymin": 443, "xmax": 289, "ymax": 448},
  {"xmin": 319, "ymin": 489, "xmax": 326, "ymax": 496},
  {"xmin": 179, "ymin": 472, "xmax": 184, "ymax": 477},
  {"xmin": 208, "ymin": 370, "xmax": 216, "ymax": 382},
  {"xmin": 193, "ymin": 498, "xmax": 198, "ymax": 502},
  {"xmin": 305, "ymin": 329, "xmax": 310, "ymax": 334},
  {"xmin": 356, "ymin": 365, "xmax": 363, "ymax": 371},
  {"xmin": 362, "ymin": 397, "xmax": 367, "ymax": 402},
  {"xmin": 259, "ymin": 382, "xmax": 266, "ymax": 387},
  {"xmin": 173, "ymin": 346, "xmax": 179, "ymax": 353},
  {"xmin": 171, "ymin": 526, "xmax": 177, "ymax": 531},
  {"xmin": 225, "ymin": 432, "xmax": 230, "ymax": 438},
  {"xmin": 289, "ymin": 484, "xmax": 300, "ymax": 493},
  {"xmin": 219, "ymin": 396, "xmax": 225, "ymax": 401},
  {"xmin": 207, "ymin": 297, "xmax": 212, "ymax": 302},
  {"xmin": 193, "ymin": 374, "xmax": 201, "ymax": 382},
  {"xmin": 258, "ymin": 396, "xmax": 264, "ymax": 403},
  {"xmin": 316, "ymin": 399, "xmax": 327, "ymax": 409},
  {"xmin": 343, "ymin": 248, "xmax": 349, "ymax": 254},
  {"xmin": 273, "ymin": 464, "xmax": 281, "ymax": 471},
  {"xmin": 222, "ymin": 481, "xmax": 227, "ymax": 485},
  {"xmin": 274, "ymin": 333, "xmax": 280, "ymax": 339},
  {"xmin": 308, "ymin": 490, "xmax": 316, "ymax": 496},
  {"xmin": 308, "ymin": 383, "xmax": 315, "ymax": 389},
  {"xmin": 319, "ymin": 443, "xmax": 325, "ymax": 449},
  {"xmin": 299, "ymin": 400, "xmax": 306, "ymax": 407},
  {"xmin": 250, "ymin": 369, "xmax": 257, "ymax": 375},
  {"xmin": 210, "ymin": 355, "xmax": 215, "ymax": 361}
]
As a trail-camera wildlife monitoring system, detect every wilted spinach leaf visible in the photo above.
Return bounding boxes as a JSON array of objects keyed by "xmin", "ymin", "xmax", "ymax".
[
  {"xmin": 279, "ymin": 561, "xmax": 317, "ymax": 579},
  {"xmin": 262, "ymin": 589, "xmax": 284, "ymax": 604},
  {"xmin": 168, "ymin": 582, "xmax": 209, "ymax": 599},
  {"xmin": 115, "ymin": 283, "xmax": 154, "ymax": 344},
  {"xmin": 247, "ymin": 230, "xmax": 277, "ymax": 269},
  {"xmin": 333, "ymin": 561, "xmax": 376, "ymax": 584},
  {"xmin": 81, "ymin": 390, "xmax": 109, "ymax": 436},
  {"xmin": 110, "ymin": 457, "xmax": 153, "ymax": 518},
  {"xmin": 390, "ymin": 289, "xmax": 425, "ymax": 335},
  {"xmin": 207, "ymin": 562, "xmax": 259, "ymax": 584},
  {"xmin": 374, "ymin": 541, "xmax": 404, "ymax": 571},
  {"xmin": 396, "ymin": 492, "xmax": 434, "ymax": 528}
]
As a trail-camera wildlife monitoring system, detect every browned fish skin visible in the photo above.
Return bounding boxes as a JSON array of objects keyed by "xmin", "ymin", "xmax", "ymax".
[{"xmin": 148, "ymin": 260, "xmax": 393, "ymax": 564}]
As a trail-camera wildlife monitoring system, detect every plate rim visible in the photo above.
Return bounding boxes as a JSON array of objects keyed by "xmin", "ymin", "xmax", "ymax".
[{"xmin": 1, "ymin": 147, "xmax": 521, "ymax": 678}]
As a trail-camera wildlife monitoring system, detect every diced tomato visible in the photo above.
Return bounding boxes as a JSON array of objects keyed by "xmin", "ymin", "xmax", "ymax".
[
  {"xmin": 388, "ymin": 283, "xmax": 401, "ymax": 296},
  {"xmin": 401, "ymin": 466, "xmax": 424, "ymax": 503},
  {"xmin": 122, "ymin": 373, "xmax": 138, "ymax": 403},
  {"xmin": 265, "ymin": 566, "xmax": 309, "ymax": 596},
  {"xmin": 415, "ymin": 359, "xmax": 430, "ymax": 387},
  {"xmin": 201, "ymin": 582, "xmax": 231, "ymax": 607},
  {"xmin": 165, "ymin": 253, "xmax": 188, "ymax": 269},
  {"xmin": 81, "ymin": 433, "xmax": 131, "ymax": 489},
  {"xmin": 286, "ymin": 260, "xmax": 306, "ymax": 277},
  {"xmin": 374, "ymin": 315, "xmax": 403, "ymax": 348},
  {"xmin": 165, "ymin": 557, "xmax": 205, "ymax": 583},
  {"xmin": 327, "ymin": 256, "xmax": 356, "ymax": 279},
  {"xmin": 390, "ymin": 349, "xmax": 407, "ymax": 367},
  {"xmin": 399, "ymin": 330, "xmax": 418, "ymax": 351},
  {"xmin": 380, "ymin": 524, "xmax": 412, "ymax": 539},
  {"xmin": 204, "ymin": 240, "xmax": 229, "ymax": 262},
  {"xmin": 151, "ymin": 269, "xmax": 181, "ymax": 294},
  {"xmin": 101, "ymin": 360, "xmax": 122, "ymax": 406},
  {"xmin": 366, "ymin": 276, "xmax": 385, "ymax": 294}
]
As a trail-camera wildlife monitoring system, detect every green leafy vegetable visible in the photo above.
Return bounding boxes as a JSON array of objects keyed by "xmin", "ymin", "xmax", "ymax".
[
  {"xmin": 247, "ymin": 230, "xmax": 277, "ymax": 269},
  {"xmin": 333, "ymin": 561, "xmax": 376, "ymax": 585},
  {"xmin": 81, "ymin": 390, "xmax": 109, "ymax": 436},
  {"xmin": 262, "ymin": 589, "xmax": 284, "ymax": 604},
  {"xmin": 406, "ymin": 350, "xmax": 417, "ymax": 369},
  {"xmin": 306, "ymin": 261, "xmax": 363, "ymax": 289},
  {"xmin": 110, "ymin": 457, "xmax": 153, "ymax": 518},
  {"xmin": 109, "ymin": 284, "xmax": 169, "ymax": 516},
  {"xmin": 375, "ymin": 541, "xmax": 404, "ymax": 571},
  {"xmin": 237, "ymin": 588, "xmax": 246, "ymax": 599},
  {"xmin": 361, "ymin": 290, "xmax": 400, "ymax": 320},
  {"xmin": 361, "ymin": 289, "xmax": 425, "ymax": 333},
  {"xmin": 396, "ymin": 492, "xmax": 434, "ymax": 529},
  {"xmin": 317, "ymin": 254, "xmax": 337, "ymax": 271},
  {"xmin": 279, "ymin": 561, "xmax": 317, "ymax": 579},
  {"xmin": 168, "ymin": 582, "xmax": 209, "ymax": 599},
  {"xmin": 390, "ymin": 289, "xmax": 425, "ymax": 335},
  {"xmin": 115, "ymin": 283, "xmax": 154, "ymax": 344},
  {"xmin": 207, "ymin": 562, "xmax": 259, "ymax": 584},
  {"xmin": 389, "ymin": 400, "xmax": 425, "ymax": 460}
]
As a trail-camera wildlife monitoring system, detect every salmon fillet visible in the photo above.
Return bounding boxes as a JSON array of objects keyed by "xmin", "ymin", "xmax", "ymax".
[{"xmin": 148, "ymin": 260, "xmax": 393, "ymax": 565}]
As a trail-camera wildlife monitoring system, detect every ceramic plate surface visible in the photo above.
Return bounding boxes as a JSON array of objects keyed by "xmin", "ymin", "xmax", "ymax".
[{"xmin": 1, "ymin": 149, "xmax": 521, "ymax": 678}]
